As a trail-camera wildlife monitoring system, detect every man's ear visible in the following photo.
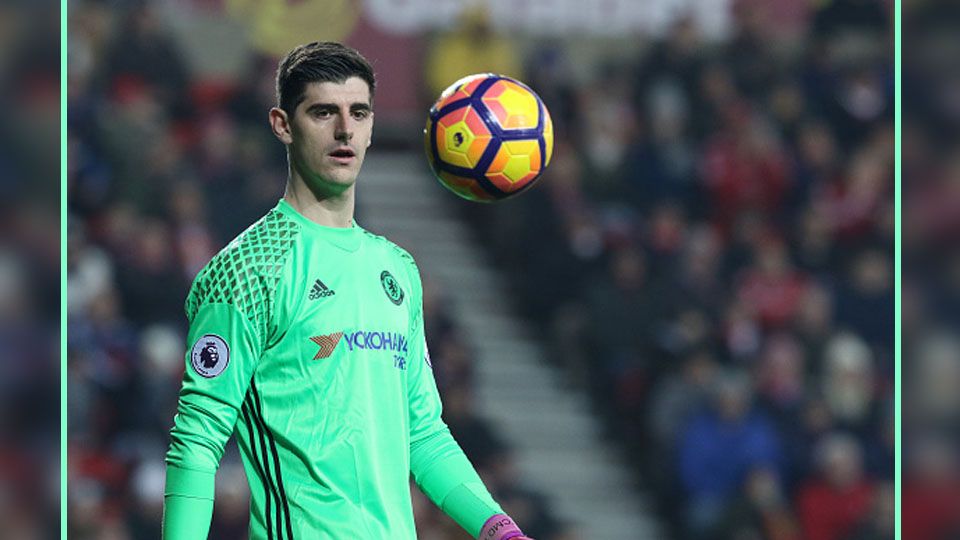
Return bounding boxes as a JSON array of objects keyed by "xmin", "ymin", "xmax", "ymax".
[{"xmin": 269, "ymin": 107, "xmax": 293, "ymax": 145}]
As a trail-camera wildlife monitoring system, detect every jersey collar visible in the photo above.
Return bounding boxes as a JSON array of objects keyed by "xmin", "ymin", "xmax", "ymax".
[{"xmin": 276, "ymin": 199, "xmax": 363, "ymax": 252}]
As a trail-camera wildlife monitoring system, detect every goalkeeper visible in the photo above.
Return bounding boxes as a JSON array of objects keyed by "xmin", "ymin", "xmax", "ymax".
[{"xmin": 163, "ymin": 41, "xmax": 532, "ymax": 540}]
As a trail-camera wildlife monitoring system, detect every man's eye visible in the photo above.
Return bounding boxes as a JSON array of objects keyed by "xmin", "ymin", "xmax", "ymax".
[
  {"xmin": 313, "ymin": 110, "xmax": 332, "ymax": 118},
  {"xmin": 352, "ymin": 110, "xmax": 369, "ymax": 120}
]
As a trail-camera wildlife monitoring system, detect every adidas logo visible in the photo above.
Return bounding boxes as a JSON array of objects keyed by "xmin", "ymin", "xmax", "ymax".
[{"xmin": 309, "ymin": 279, "xmax": 335, "ymax": 300}]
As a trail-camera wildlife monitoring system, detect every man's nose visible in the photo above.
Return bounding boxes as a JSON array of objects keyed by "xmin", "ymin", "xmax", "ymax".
[{"xmin": 335, "ymin": 113, "xmax": 353, "ymax": 141}]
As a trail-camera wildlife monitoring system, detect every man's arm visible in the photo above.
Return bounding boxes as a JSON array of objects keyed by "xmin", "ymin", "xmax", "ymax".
[
  {"xmin": 403, "ymin": 260, "xmax": 530, "ymax": 540},
  {"xmin": 163, "ymin": 301, "xmax": 263, "ymax": 539}
]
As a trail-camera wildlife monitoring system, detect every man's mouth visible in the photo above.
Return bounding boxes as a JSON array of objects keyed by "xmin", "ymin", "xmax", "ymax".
[{"xmin": 329, "ymin": 148, "xmax": 356, "ymax": 160}]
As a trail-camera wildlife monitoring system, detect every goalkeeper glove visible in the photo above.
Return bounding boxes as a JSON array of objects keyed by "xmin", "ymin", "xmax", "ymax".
[{"xmin": 478, "ymin": 514, "xmax": 532, "ymax": 540}]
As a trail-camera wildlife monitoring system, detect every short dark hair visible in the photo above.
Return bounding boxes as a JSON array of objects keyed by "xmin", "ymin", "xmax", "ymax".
[{"xmin": 275, "ymin": 41, "xmax": 376, "ymax": 115}]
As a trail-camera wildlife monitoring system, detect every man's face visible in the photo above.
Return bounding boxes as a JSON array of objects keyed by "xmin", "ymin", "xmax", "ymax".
[{"xmin": 277, "ymin": 77, "xmax": 373, "ymax": 194}]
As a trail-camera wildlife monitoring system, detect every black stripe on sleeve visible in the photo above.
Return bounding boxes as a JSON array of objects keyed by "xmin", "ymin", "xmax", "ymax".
[
  {"xmin": 249, "ymin": 380, "xmax": 295, "ymax": 540},
  {"xmin": 241, "ymin": 400, "xmax": 274, "ymax": 540},
  {"xmin": 247, "ymin": 394, "xmax": 286, "ymax": 540}
]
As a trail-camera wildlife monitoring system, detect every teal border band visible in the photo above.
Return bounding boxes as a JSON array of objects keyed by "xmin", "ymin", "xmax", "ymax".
[
  {"xmin": 61, "ymin": 0, "xmax": 68, "ymax": 538},
  {"xmin": 893, "ymin": 0, "xmax": 901, "ymax": 539}
]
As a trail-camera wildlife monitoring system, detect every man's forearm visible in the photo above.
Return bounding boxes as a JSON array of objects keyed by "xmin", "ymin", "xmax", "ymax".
[
  {"xmin": 162, "ymin": 465, "xmax": 216, "ymax": 540},
  {"xmin": 410, "ymin": 427, "xmax": 503, "ymax": 537},
  {"xmin": 163, "ymin": 494, "xmax": 213, "ymax": 540}
]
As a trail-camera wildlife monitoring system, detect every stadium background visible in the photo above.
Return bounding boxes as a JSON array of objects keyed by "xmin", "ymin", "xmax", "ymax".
[
  {"xmin": 903, "ymin": 2, "xmax": 960, "ymax": 540},
  {"xmin": 0, "ymin": 2, "xmax": 59, "ymax": 539},
  {"xmin": 65, "ymin": 1, "xmax": 897, "ymax": 539}
]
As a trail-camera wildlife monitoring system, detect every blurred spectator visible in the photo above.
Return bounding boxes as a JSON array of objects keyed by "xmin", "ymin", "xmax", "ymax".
[
  {"xmin": 678, "ymin": 369, "xmax": 782, "ymax": 538},
  {"xmin": 792, "ymin": 283, "xmax": 835, "ymax": 369},
  {"xmin": 424, "ymin": 5, "xmax": 522, "ymax": 100},
  {"xmin": 113, "ymin": 218, "xmax": 186, "ymax": 325},
  {"xmin": 648, "ymin": 349, "xmax": 718, "ymax": 451},
  {"xmin": 716, "ymin": 467, "xmax": 801, "ymax": 540},
  {"xmin": 735, "ymin": 236, "xmax": 810, "ymax": 330},
  {"xmin": 583, "ymin": 245, "xmax": 662, "ymax": 426},
  {"xmin": 796, "ymin": 433, "xmax": 876, "ymax": 540},
  {"xmin": 909, "ymin": 331, "xmax": 960, "ymax": 431},
  {"xmin": 847, "ymin": 482, "xmax": 894, "ymax": 540},
  {"xmin": 821, "ymin": 332, "xmax": 877, "ymax": 436},
  {"xmin": 903, "ymin": 435, "xmax": 960, "ymax": 540},
  {"xmin": 577, "ymin": 66, "xmax": 640, "ymax": 194},
  {"xmin": 442, "ymin": 383, "xmax": 506, "ymax": 473},
  {"xmin": 585, "ymin": 246, "xmax": 654, "ymax": 367},
  {"xmin": 836, "ymin": 248, "xmax": 894, "ymax": 350},
  {"xmin": 701, "ymin": 104, "xmax": 791, "ymax": 234},
  {"xmin": 756, "ymin": 333, "xmax": 806, "ymax": 413}
]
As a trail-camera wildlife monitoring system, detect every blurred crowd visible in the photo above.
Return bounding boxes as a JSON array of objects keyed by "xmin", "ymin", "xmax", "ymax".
[
  {"xmin": 459, "ymin": 1, "xmax": 896, "ymax": 539},
  {"xmin": 0, "ymin": 1, "xmax": 60, "ymax": 538}
]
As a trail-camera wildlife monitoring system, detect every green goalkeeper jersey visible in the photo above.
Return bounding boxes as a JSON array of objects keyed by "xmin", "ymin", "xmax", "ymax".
[{"xmin": 164, "ymin": 199, "xmax": 503, "ymax": 540}]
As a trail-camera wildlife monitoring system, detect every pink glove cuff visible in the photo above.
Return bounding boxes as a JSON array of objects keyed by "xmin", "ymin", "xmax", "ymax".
[{"xmin": 478, "ymin": 514, "xmax": 524, "ymax": 540}]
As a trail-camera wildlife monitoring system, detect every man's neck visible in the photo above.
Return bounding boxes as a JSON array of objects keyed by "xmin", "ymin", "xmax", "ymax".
[{"xmin": 283, "ymin": 173, "xmax": 356, "ymax": 228}]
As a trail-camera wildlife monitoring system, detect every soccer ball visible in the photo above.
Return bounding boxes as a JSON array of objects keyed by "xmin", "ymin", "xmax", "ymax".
[{"xmin": 424, "ymin": 74, "xmax": 554, "ymax": 202}]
